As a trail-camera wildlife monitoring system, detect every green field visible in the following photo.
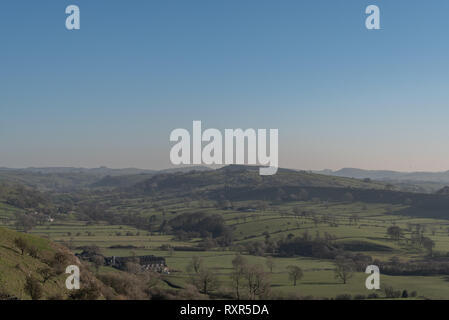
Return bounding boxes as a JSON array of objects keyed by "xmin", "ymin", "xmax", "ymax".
[{"xmin": 2, "ymin": 199, "xmax": 448, "ymax": 299}]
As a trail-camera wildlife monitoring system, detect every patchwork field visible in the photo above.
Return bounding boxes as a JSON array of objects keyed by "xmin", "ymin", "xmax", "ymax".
[{"xmin": 3, "ymin": 198, "xmax": 449, "ymax": 299}]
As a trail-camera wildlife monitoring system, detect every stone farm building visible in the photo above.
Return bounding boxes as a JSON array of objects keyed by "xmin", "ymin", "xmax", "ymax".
[
  {"xmin": 104, "ymin": 255, "xmax": 169, "ymax": 273},
  {"xmin": 76, "ymin": 250, "xmax": 169, "ymax": 274}
]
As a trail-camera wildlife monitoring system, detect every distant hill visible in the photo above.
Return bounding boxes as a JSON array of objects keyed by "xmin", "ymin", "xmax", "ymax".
[
  {"xmin": 0, "ymin": 170, "xmax": 101, "ymax": 191},
  {"xmin": 316, "ymin": 168, "xmax": 449, "ymax": 183},
  {"xmin": 90, "ymin": 166, "xmax": 213, "ymax": 189},
  {"xmin": 131, "ymin": 165, "xmax": 387, "ymax": 195},
  {"xmin": 0, "ymin": 166, "xmax": 212, "ymax": 191},
  {"xmin": 436, "ymin": 186, "xmax": 449, "ymax": 195},
  {"xmin": 20, "ymin": 167, "xmax": 157, "ymax": 176},
  {"xmin": 123, "ymin": 165, "xmax": 449, "ymax": 219},
  {"xmin": 311, "ymin": 168, "xmax": 449, "ymax": 193},
  {"xmin": 91, "ymin": 173, "xmax": 155, "ymax": 189},
  {"xmin": 1, "ymin": 166, "xmax": 212, "ymax": 176},
  {"xmin": 158, "ymin": 166, "xmax": 213, "ymax": 174}
]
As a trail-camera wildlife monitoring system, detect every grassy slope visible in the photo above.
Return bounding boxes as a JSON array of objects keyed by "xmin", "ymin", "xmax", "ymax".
[{"xmin": 0, "ymin": 227, "xmax": 71, "ymax": 299}]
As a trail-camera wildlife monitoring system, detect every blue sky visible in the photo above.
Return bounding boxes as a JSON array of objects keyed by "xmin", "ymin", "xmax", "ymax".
[{"xmin": 1, "ymin": 0, "xmax": 449, "ymax": 171}]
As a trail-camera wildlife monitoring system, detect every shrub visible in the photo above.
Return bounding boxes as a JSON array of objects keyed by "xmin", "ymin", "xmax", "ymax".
[
  {"xmin": 98, "ymin": 273, "xmax": 148, "ymax": 300},
  {"xmin": 367, "ymin": 292, "xmax": 379, "ymax": 299},
  {"xmin": 14, "ymin": 237, "xmax": 28, "ymax": 255},
  {"xmin": 50, "ymin": 251, "xmax": 71, "ymax": 274},
  {"xmin": 24, "ymin": 276, "xmax": 43, "ymax": 300},
  {"xmin": 384, "ymin": 286, "xmax": 401, "ymax": 298},
  {"xmin": 0, "ymin": 286, "xmax": 12, "ymax": 300},
  {"xmin": 47, "ymin": 293, "xmax": 65, "ymax": 300},
  {"xmin": 68, "ymin": 281, "xmax": 101, "ymax": 300},
  {"xmin": 38, "ymin": 267, "xmax": 56, "ymax": 283},
  {"xmin": 27, "ymin": 246, "xmax": 39, "ymax": 259},
  {"xmin": 335, "ymin": 294, "xmax": 352, "ymax": 300}
]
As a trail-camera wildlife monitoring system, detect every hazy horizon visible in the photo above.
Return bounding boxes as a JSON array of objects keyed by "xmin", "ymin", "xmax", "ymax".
[{"xmin": 2, "ymin": 164, "xmax": 449, "ymax": 174}]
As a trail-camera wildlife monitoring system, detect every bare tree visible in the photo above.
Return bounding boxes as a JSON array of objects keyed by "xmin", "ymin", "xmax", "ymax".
[
  {"xmin": 430, "ymin": 227, "xmax": 437, "ymax": 236},
  {"xmin": 244, "ymin": 264, "xmax": 271, "ymax": 300},
  {"xmin": 286, "ymin": 265, "xmax": 303, "ymax": 286},
  {"xmin": 349, "ymin": 214, "xmax": 359, "ymax": 225},
  {"xmin": 187, "ymin": 256, "xmax": 203, "ymax": 274},
  {"xmin": 422, "ymin": 237, "xmax": 435, "ymax": 257},
  {"xmin": 194, "ymin": 267, "xmax": 219, "ymax": 295},
  {"xmin": 334, "ymin": 258, "xmax": 354, "ymax": 284},
  {"xmin": 266, "ymin": 257, "xmax": 275, "ymax": 274},
  {"xmin": 92, "ymin": 255, "xmax": 105, "ymax": 273},
  {"xmin": 231, "ymin": 255, "xmax": 247, "ymax": 300}
]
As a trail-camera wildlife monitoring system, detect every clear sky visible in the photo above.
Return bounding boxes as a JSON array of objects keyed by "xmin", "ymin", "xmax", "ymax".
[{"xmin": 1, "ymin": 0, "xmax": 449, "ymax": 171}]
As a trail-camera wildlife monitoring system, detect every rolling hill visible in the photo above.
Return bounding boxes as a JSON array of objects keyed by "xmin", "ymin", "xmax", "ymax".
[
  {"xmin": 131, "ymin": 165, "xmax": 388, "ymax": 195},
  {"xmin": 0, "ymin": 166, "xmax": 212, "ymax": 191}
]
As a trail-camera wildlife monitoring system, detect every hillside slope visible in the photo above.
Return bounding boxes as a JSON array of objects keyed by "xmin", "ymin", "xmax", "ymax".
[{"xmin": 0, "ymin": 227, "xmax": 111, "ymax": 300}]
